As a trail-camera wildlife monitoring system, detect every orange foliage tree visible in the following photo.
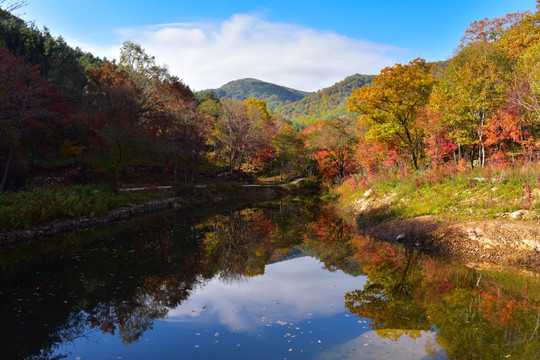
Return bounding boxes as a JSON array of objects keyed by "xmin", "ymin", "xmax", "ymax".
[{"xmin": 305, "ymin": 116, "xmax": 359, "ymax": 182}]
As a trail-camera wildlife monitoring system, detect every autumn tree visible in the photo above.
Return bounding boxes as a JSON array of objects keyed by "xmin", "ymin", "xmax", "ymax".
[
  {"xmin": 459, "ymin": 11, "xmax": 529, "ymax": 49},
  {"xmin": 305, "ymin": 116, "xmax": 359, "ymax": 182},
  {"xmin": 86, "ymin": 60, "xmax": 141, "ymax": 177},
  {"xmin": 210, "ymin": 99, "xmax": 250, "ymax": 174},
  {"xmin": 272, "ymin": 122, "xmax": 307, "ymax": 180},
  {"xmin": 512, "ymin": 42, "xmax": 540, "ymax": 152},
  {"xmin": 432, "ymin": 42, "xmax": 511, "ymax": 167},
  {"xmin": 209, "ymin": 98, "xmax": 276, "ymax": 174},
  {"xmin": 157, "ymin": 78, "xmax": 211, "ymax": 184},
  {"xmin": 416, "ymin": 108, "xmax": 457, "ymax": 166},
  {"xmin": 348, "ymin": 58, "xmax": 435, "ymax": 169},
  {"xmin": 496, "ymin": 4, "xmax": 540, "ymax": 60},
  {"xmin": 119, "ymin": 40, "xmax": 169, "ymax": 86},
  {"xmin": 0, "ymin": 48, "xmax": 56, "ymax": 191},
  {"xmin": 243, "ymin": 98, "xmax": 276, "ymax": 170},
  {"xmin": 118, "ymin": 41, "xmax": 174, "ymax": 133}
]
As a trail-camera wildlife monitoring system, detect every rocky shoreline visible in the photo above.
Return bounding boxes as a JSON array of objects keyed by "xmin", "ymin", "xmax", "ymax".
[
  {"xmin": 359, "ymin": 215, "xmax": 540, "ymax": 270},
  {"xmin": 348, "ymin": 195, "xmax": 540, "ymax": 270}
]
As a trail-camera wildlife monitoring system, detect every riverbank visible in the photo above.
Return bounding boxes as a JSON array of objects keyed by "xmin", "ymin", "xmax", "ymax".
[
  {"xmin": 335, "ymin": 166, "xmax": 540, "ymax": 270},
  {"xmin": 0, "ymin": 178, "xmax": 319, "ymax": 248},
  {"xmin": 0, "ymin": 197, "xmax": 182, "ymax": 248}
]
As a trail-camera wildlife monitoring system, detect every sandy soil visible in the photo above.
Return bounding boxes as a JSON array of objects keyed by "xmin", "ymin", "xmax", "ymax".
[{"xmin": 350, "ymin": 194, "xmax": 540, "ymax": 270}]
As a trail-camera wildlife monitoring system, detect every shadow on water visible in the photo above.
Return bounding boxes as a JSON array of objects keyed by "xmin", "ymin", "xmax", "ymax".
[{"xmin": 0, "ymin": 197, "xmax": 538, "ymax": 359}]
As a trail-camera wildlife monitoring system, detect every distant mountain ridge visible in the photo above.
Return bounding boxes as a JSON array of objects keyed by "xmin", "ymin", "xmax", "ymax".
[
  {"xmin": 201, "ymin": 74, "xmax": 376, "ymax": 127},
  {"xmin": 273, "ymin": 74, "xmax": 375, "ymax": 128},
  {"xmin": 205, "ymin": 78, "xmax": 311, "ymax": 110}
]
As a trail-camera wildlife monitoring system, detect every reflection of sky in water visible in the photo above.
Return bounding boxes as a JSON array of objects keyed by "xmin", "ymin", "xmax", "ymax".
[
  {"xmin": 166, "ymin": 256, "xmax": 366, "ymax": 333},
  {"xmin": 315, "ymin": 330, "xmax": 441, "ymax": 360},
  {"xmin": 54, "ymin": 256, "xmax": 444, "ymax": 360}
]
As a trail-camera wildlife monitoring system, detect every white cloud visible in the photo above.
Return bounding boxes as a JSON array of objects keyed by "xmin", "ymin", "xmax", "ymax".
[
  {"xmin": 71, "ymin": 14, "xmax": 408, "ymax": 91},
  {"xmin": 164, "ymin": 256, "xmax": 366, "ymax": 333}
]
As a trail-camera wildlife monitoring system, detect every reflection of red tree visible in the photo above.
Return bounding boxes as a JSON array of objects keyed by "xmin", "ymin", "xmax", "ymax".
[
  {"xmin": 478, "ymin": 280, "xmax": 521, "ymax": 328},
  {"xmin": 352, "ymin": 234, "xmax": 406, "ymax": 271},
  {"xmin": 311, "ymin": 205, "xmax": 352, "ymax": 244},
  {"xmin": 414, "ymin": 258, "xmax": 456, "ymax": 304}
]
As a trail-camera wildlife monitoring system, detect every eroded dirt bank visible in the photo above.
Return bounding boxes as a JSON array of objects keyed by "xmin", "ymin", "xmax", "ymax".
[{"xmin": 349, "ymin": 195, "xmax": 540, "ymax": 270}]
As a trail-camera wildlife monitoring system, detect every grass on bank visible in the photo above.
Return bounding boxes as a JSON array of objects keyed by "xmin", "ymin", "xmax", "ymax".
[
  {"xmin": 335, "ymin": 163, "xmax": 540, "ymax": 222},
  {"xmin": 0, "ymin": 185, "xmax": 175, "ymax": 231}
]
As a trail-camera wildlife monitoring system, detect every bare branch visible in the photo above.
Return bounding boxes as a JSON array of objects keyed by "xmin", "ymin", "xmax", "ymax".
[{"xmin": 0, "ymin": 0, "xmax": 28, "ymax": 13}]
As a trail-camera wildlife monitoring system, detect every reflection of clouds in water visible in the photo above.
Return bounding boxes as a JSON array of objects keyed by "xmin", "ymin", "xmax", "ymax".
[
  {"xmin": 165, "ymin": 256, "xmax": 366, "ymax": 333},
  {"xmin": 315, "ymin": 330, "xmax": 443, "ymax": 360}
]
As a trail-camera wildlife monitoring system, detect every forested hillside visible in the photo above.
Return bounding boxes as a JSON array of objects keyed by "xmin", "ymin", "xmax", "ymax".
[
  {"xmin": 205, "ymin": 78, "xmax": 311, "ymax": 110},
  {"xmin": 0, "ymin": 9, "xmax": 102, "ymax": 100},
  {"xmin": 1, "ymin": 1, "xmax": 540, "ymax": 201},
  {"xmin": 273, "ymin": 74, "xmax": 375, "ymax": 128}
]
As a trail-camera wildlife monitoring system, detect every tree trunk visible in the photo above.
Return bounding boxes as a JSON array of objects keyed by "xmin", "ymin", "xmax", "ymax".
[
  {"xmin": 411, "ymin": 151, "xmax": 419, "ymax": 170},
  {"xmin": 0, "ymin": 123, "xmax": 23, "ymax": 192}
]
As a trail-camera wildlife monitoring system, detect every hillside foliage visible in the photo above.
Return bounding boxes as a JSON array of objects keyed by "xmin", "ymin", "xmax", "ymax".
[
  {"xmin": 274, "ymin": 74, "xmax": 375, "ymax": 129},
  {"xmin": 1, "ymin": 2, "xmax": 540, "ymax": 211}
]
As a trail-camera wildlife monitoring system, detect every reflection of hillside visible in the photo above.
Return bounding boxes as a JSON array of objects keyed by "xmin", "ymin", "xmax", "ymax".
[{"xmin": 266, "ymin": 247, "xmax": 307, "ymax": 264}]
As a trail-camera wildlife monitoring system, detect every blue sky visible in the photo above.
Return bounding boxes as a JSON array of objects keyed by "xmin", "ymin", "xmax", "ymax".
[{"xmin": 17, "ymin": 0, "xmax": 538, "ymax": 91}]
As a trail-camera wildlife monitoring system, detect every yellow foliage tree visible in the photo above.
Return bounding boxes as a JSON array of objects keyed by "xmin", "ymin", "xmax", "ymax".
[
  {"xmin": 347, "ymin": 58, "xmax": 435, "ymax": 169},
  {"xmin": 432, "ymin": 41, "xmax": 511, "ymax": 167}
]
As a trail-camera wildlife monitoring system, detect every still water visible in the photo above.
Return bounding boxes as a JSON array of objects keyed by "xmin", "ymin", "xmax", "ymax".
[{"xmin": 0, "ymin": 198, "xmax": 538, "ymax": 359}]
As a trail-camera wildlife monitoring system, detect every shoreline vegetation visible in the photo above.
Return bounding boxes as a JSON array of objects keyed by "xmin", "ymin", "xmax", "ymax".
[{"xmin": 334, "ymin": 165, "xmax": 540, "ymax": 270}]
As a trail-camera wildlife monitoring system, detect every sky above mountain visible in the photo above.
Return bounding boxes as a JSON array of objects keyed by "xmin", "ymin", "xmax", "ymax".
[{"xmin": 18, "ymin": 0, "xmax": 537, "ymax": 92}]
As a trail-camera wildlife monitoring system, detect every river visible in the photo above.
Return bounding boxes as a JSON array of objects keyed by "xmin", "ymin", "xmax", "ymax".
[{"xmin": 0, "ymin": 197, "xmax": 538, "ymax": 359}]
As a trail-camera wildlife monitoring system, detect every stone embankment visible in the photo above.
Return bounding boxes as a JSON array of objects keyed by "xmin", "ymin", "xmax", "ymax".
[{"xmin": 0, "ymin": 197, "xmax": 182, "ymax": 248}]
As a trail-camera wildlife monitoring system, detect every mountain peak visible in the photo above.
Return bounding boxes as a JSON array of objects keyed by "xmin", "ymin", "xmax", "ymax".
[{"xmin": 203, "ymin": 78, "xmax": 311, "ymax": 110}]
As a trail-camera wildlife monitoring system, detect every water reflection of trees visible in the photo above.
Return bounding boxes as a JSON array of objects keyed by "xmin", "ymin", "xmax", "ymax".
[
  {"xmin": 301, "ymin": 204, "xmax": 361, "ymax": 275},
  {"xmin": 345, "ymin": 234, "xmax": 540, "ymax": 359},
  {"xmin": 0, "ymin": 212, "xmax": 211, "ymax": 359},
  {"xmin": 1, "ymin": 198, "xmax": 355, "ymax": 359},
  {"xmin": 4, "ymin": 200, "xmax": 535, "ymax": 360}
]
